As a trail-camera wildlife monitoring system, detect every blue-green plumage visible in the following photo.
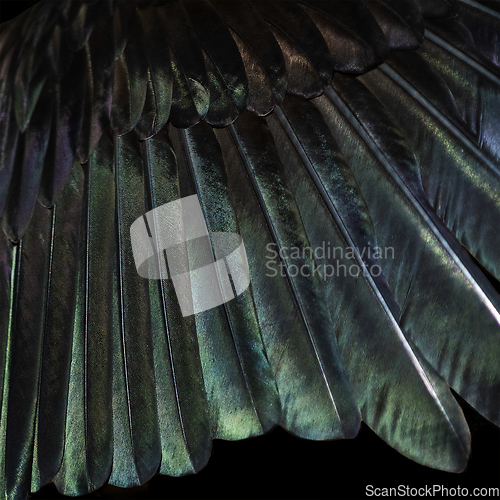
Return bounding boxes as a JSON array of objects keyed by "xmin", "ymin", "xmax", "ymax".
[{"xmin": 1, "ymin": 0, "xmax": 500, "ymax": 497}]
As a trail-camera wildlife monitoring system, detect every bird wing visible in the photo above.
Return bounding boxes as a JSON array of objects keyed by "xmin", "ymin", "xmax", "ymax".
[{"xmin": 1, "ymin": 0, "xmax": 500, "ymax": 498}]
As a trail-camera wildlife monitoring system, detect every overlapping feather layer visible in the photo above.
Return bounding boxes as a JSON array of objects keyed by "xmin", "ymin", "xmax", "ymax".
[{"xmin": 1, "ymin": 0, "xmax": 500, "ymax": 498}]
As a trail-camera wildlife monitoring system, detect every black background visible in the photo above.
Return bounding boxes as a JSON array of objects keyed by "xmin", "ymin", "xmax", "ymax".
[{"xmin": 1, "ymin": 0, "xmax": 500, "ymax": 498}]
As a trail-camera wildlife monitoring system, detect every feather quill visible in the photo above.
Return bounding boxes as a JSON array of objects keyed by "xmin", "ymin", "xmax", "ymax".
[
  {"xmin": 0, "ymin": 231, "xmax": 12, "ymax": 420},
  {"xmin": 0, "ymin": 231, "xmax": 14, "ymax": 500},
  {"xmin": 3, "ymin": 202, "xmax": 52, "ymax": 499},
  {"xmin": 31, "ymin": 163, "xmax": 84, "ymax": 492}
]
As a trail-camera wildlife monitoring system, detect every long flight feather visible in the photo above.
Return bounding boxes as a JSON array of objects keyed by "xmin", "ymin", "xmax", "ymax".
[
  {"xmin": 3, "ymin": 202, "xmax": 52, "ymax": 499},
  {"xmin": 229, "ymin": 113, "xmax": 360, "ymax": 438},
  {"xmin": 266, "ymin": 106, "xmax": 471, "ymax": 471},
  {"xmin": 142, "ymin": 127, "xmax": 211, "ymax": 475},
  {"xmin": 31, "ymin": 163, "xmax": 84, "ymax": 492},
  {"xmin": 358, "ymin": 63, "xmax": 500, "ymax": 282},
  {"xmin": 178, "ymin": 121, "xmax": 280, "ymax": 437},
  {"xmin": 53, "ymin": 133, "xmax": 115, "ymax": 496},
  {"xmin": 111, "ymin": 131, "xmax": 161, "ymax": 485},
  {"xmin": 316, "ymin": 78, "xmax": 500, "ymax": 426},
  {"xmin": 214, "ymin": 125, "xmax": 345, "ymax": 439}
]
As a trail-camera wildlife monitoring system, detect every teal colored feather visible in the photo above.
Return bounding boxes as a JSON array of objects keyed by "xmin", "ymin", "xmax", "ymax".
[
  {"xmin": 215, "ymin": 125, "xmax": 352, "ymax": 439},
  {"xmin": 53, "ymin": 135, "xmax": 116, "ymax": 496},
  {"xmin": 231, "ymin": 113, "xmax": 361, "ymax": 439},
  {"xmin": 179, "ymin": 122, "xmax": 280, "ymax": 438},
  {"xmin": 113, "ymin": 132, "xmax": 161, "ymax": 485}
]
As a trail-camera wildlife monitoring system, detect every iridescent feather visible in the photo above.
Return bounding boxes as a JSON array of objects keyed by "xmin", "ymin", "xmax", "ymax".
[{"xmin": 0, "ymin": 1, "xmax": 500, "ymax": 498}]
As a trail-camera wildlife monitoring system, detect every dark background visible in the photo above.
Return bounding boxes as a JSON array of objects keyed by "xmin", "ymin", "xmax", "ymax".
[
  {"xmin": 29, "ymin": 418, "xmax": 500, "ymax": 499},
  {"xmin": 1, "ymin": 0, "xmax": 500, "ymax": 498}
]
